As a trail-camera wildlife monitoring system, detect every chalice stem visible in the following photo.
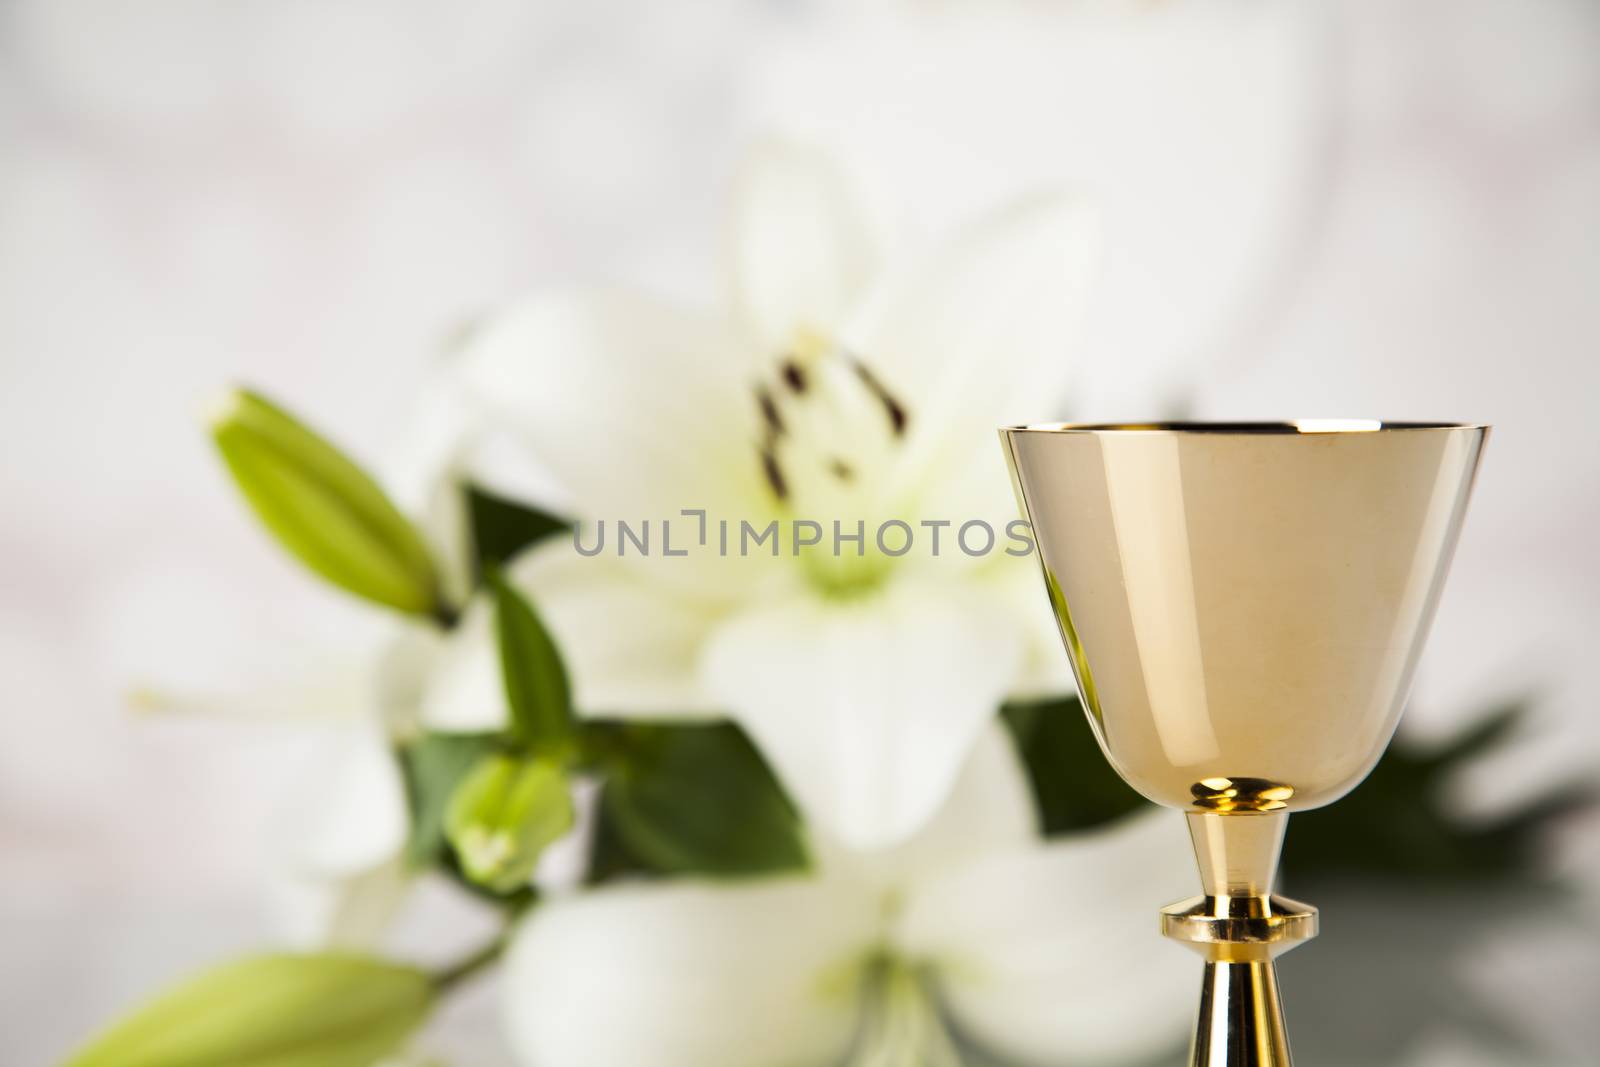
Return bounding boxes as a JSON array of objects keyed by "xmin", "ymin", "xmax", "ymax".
[
  {"xmin": 1161, "ymin": 812, "xmax": 1316, "ymax": 1067},
  {"xmin": 1193, "ymin": 959, "xmax": 1291, "ymax": 1066}
]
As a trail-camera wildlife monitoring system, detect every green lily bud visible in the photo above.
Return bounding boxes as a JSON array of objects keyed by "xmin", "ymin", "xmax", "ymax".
[
  {"xmin": 63, "ymin": 953, "xmax": 432, "ymax": 1067},
  {"xmin": 446, "ymin": 754, "xmax": 574, "ymax": 894},
  {"xmin": 208, "ymin": 387, "xmax": 443, "ymax": 617}
]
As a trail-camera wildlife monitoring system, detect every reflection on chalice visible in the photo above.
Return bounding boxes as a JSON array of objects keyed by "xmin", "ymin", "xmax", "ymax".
[{"xmin": 1001, "ymin": 421, "xmax": 1487, "ymax": 1067}]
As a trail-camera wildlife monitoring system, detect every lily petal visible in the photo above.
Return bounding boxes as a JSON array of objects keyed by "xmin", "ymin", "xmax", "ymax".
[
  {"xmin": 511, "ymin": 541, "xmax": 727, "ymax": 716},
  {"xmin": 701, "ymin": 576, "xmax": 1024, "ymax": 851},
  {"xmin": 415, "ymin": 593, "xmax": 502, "ymax": 733},
  {"xmin": 270, "ymin": 721, "xmax": 413, "ymax": 948},
  {"xmin": 418, "ymin": 541, "xmax": 726, "ymax": 731},
  {"xmin": 272, "ymin": 856, "xmax": 411, "ymax": 951},
  {"xmin": 502, "ymin": 878, "xmax": 875, "ymax": 1067},
  {"xmin": 823, "ymin": 722, "xmax": 1038, "ymax": 896},
  {"xmin": 454, "ymin": 288, "xmax": 774, "ymax": 601},
  {"xmin": 899, "ymin": 810, "xmax": 1196, "ymax": 1066},
  {"xmin": 110, "ymin": 559, "xmax": 393, "ymax": 723},
  {"xmin": 847, "ymin": 193, "xmax": 1099, "ymax": 527},
  {"xmin": 284, "ymin": 721, "xmax": 410, "ymax": 876},
  {"xmin": 728, "ymin": 138, "xmax": 880, "ymax": 355}
]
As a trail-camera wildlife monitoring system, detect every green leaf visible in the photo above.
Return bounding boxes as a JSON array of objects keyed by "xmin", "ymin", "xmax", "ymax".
[
  {"xmin": 446, "ymin": 754, "xmax": 574, "ymax": 894},
  {"xmin": 1284, "ymin": 700, "xmax": 1597, "ymax": 881},
  {"xmin": 1001, "ymin": 696, "xmax": 1147, "ymax": 834},
  {"xmin": 63, "ymin": 953, "xmax": 432, "ymax": 1067},
  {"xmin": 466, "ymin": 484, "xmax": 569, "ymax": 572},
  {"xmin": 209, "ymin": 388, "xmax": 441, "ymax": 617},
  {"xmin": 596, "ymin": 720, "xmax": 809, "ymax": 877},
  {"xmin": 491, "ymin": 572, "xmax": 574, "ymax": 751},
  {"xmin": 1417, "ymin": 699, "xmax": 1524, "ymax": 770},
  {"xmin": 399, "ymin": 732, "xmax": 502, "ymax": 868}
]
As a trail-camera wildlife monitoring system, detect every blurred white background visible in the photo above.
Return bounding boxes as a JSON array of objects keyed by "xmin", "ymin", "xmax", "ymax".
[{"xmin": 1, "ymin": 1, "xmax": 1597, "ymax": 1064}]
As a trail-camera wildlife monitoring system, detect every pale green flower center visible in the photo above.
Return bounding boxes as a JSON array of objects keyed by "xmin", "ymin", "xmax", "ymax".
[
  {"xmin": 848, "ymin": 953, "xmax": 964, "ymax": 1067},
  {"xmin": 753, "ymin": 329, "xmax": 912, "ymax": 599}
]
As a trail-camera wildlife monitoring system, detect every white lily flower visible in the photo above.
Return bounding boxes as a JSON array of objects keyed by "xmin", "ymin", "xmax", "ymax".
[
  {"xmin": 103, "ymin": 553, "xmax": 427, "ymax": 947},
  {"xmin": 125, "ymin": 416, "xmax": 575, "ymax": 950},
  {"xmin": 501, "ymin": 727, "xmax": 1195, "ymax": 1067},
  {"xmin": 449, "ymin": 140, "xmax": 1091, "ymax": 850}
]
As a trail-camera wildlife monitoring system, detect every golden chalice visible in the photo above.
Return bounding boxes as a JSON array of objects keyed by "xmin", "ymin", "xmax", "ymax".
[{"xmin": 1000, "ymin": 421, "xmax": 1487, "ymax": 1066}]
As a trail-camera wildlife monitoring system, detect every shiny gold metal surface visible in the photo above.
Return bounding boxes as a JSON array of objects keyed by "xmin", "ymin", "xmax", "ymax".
[
  {"xmin": 1000, "ymin": 420, "xmax": 1488, "ymax": 1067},
  {"xmin": 1193, "ymin": 960, "xmax": 1291, "ymax": 1067},
  {"xmin": 1001, "ymin": 421, "xmax": 1488, "ymax": 813}
]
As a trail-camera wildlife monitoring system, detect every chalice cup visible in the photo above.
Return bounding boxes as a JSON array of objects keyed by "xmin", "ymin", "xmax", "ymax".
[{"xmin": 1000, "ymin": 421, "xmax": 1487, "ymax": 1067}]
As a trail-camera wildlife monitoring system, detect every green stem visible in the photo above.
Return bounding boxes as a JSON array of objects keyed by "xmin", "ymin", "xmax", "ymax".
[
  {"xmin": 430, "ymin": 897, "xmax": 534, "ymax": 993},
  {"xmin": 431, "ymin": 933, "xmax": 509, "ymax": 994}
]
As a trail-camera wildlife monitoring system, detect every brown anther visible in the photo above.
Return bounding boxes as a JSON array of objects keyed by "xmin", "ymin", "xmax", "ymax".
[
  {"xmin": 756, "ymin": 387, "xmax": 785, "ymax": 436},
  {"xmin": 780, "ymin": 360, "xmax": 809, "ymax": 394},
  {"xmin": 851, "ymin": 359, "xmax": 909, "ymax": 436},
  {"xmin": 760, "ymin": 449, "xmax": 789, "ymax": 500}
]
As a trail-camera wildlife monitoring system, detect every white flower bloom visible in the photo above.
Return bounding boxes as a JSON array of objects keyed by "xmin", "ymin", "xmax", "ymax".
[
  {"xmin": 501, "ymin": 728, "xmax": 1195, "ymax": 1067},
  {"xmin": 270, "ymin": 720, "xmax": 414, "ymax": 949},
  {"xmin": 127, "ymin": 427, "xmax": 569, "ymax": 950},
  {"xmin": 106, "ymin": 552, "xmax": 430, "ymax": 948},
  {"xmin": 133, "ymin": 623, "xmax": 428, "ymax": 947},
  {"xmin": 447, "ymin": 140, "xmax": 1091, "ymax": 850},
  {"xmin": 140, "ymin": 598, "xmax": 595, "ymax": 951}
]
